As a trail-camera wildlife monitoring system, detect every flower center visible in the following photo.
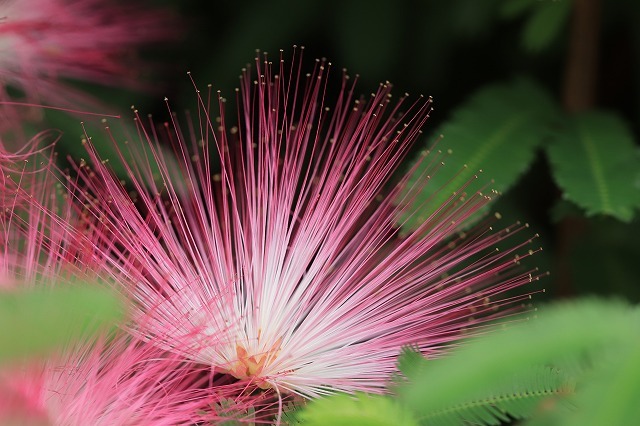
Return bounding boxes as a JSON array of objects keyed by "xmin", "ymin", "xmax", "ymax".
[{"xmin": 223, "ymin": 339, "xmax": 282, "ymax": 389}]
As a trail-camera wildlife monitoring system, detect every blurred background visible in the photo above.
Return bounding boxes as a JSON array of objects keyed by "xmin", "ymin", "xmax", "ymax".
[{"xmin": 31, "ymin": 0, "xmax": 640, "ymax": 302}]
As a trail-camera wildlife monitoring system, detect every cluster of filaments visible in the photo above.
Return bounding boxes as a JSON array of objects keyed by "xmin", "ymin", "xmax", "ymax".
[{"xmin": 1, "ymin": 47, "xmax": 545, "ymax": 423}]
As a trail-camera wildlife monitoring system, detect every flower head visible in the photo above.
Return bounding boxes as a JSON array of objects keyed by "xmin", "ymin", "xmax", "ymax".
[
  {"xmin": 64, "ymin": 48, "xmax": 542, "ymax": 405},
  {"xmin": 0, "ymin": 333, "xmax": 231, "ymax": 426}
]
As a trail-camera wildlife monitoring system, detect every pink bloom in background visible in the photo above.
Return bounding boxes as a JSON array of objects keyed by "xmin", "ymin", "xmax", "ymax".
[
  {"xmin": 1, "ymin": 145, "xmax": 259, "ymax": 425},
  {"xmin": 0, "ymin": 333, "xmax": 231, "ymax": 426},
  {"xmin": 1, "ymin": 133, "xmax": 63, "ymax": 287},
  {"xmin": 0, "ymin": 0, "xmax": 176, "ymax": 136},
  {"xmin": 62, "ymin": 48, "xmax": 543, "ymax": 418}
]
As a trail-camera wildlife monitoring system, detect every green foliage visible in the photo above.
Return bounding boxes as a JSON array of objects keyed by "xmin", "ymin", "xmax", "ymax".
[
  {"xmin": 447, "ymin": 0, "xmax": 503, "ymax": 37},
  {"xmin": 561, "ymin": 342, "xmax": 640, "ymax": 426},
  {"xmin": 395, "ymin": 349, "xmax": 573, "ymax": 425},
  {"xmin": 401, "ymin": 79, "xmax": 557, "ymax": 231},
  {"xmin": 398, "ymin": 299, "xmax": 640, "ymax": 426},
  {"xmin": 0, "ymin": 285, "xmax": 124, "ymax": 362},
  {"xmin": 399, "ymin": 299, "xmax": 633, "ymax": 415},
  {"xmin": 421, "ymin": 366, "xmax": 574, "ymax": 426},
  {"xmin": 500, "ymin": 0, "xmax": 572, "ymax": 51},
  {"xmin": 521, "ymin": 0, "xmax": 571, "ymax": 51},
  {"xmin": 7, "ymin": 0, "xmax": 640, "ymax": 422},
  {"xmin": 298, "ymin": 392, "xmax": 418, "ymax": 426},
  {"xmin": 396, "ymin": 346, "xmax": 429, "ymax": 378},
  {"xmin": 296, "ymin": 300, "xmax": 640, "ymax": 425},
  {"xmin": 546, "ymin": 111, "xmax": 640, "ymax": 222},
  {"xmin": 500, "ymin": 0, "xmax": 538, "ymax": 18}
]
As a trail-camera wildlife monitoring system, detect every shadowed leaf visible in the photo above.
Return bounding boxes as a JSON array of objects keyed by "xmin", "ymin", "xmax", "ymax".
[
  {"xmin": 522, "ymin": 0, "xmax": 571, "ymax": 51},
  {"xmin": 500, "ymin": 0, "xmax": 536, "ymax": 18},
  {"xmin": 546, "ymin": 111, "xmax": 640, "ymax": 222},
  {"xmin": 401, "ymin": 79, "xmax": 557, "ymax": 231}
]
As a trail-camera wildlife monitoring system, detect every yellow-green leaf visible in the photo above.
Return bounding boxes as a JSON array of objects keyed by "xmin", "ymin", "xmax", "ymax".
[
  {"xmin": 298, "ymin": 393, "xmax": 417, "ymax": 426},
  {"xmin": 0, "ymin": 286, "xmax": 124, "ymax": 362}
]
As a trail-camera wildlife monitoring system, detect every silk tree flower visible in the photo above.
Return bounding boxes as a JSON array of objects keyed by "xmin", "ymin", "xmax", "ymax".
[
  {"xmin": 1, "ymin": 132, "xmax": 63, "ymax": 286},
  {"xmin": 0, "ymin": 0, "xmax": 176, "ymax": 136},
  {"xmin": 64, "ymin": 48, "xmax": 543, "ymax": 406},
  {"xmin": 0, "ymin": 332, "xmax": 238, "ymax": 425},
  {"xmin": 1, "ymin": 147, "xmax": 252, "ymax": 425}
]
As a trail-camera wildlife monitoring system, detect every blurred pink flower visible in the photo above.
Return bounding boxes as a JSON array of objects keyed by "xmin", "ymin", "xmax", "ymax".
[
  {"xmin": 0, "ymin": 333, "xmax": 230, "ymax": 426},
  {"xmin": 0, "ymin": 0, "xmax": 176, "ymax": 135},
  {"xmin": 1, "ymin": 144, "xmax": 255, "ymax": 425},
  {"xmin": 63, "ymin": 48, "xmax": 543, "ymax": 412}
]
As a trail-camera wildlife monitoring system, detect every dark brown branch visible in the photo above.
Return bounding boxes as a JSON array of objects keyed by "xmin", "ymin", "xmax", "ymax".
[
  {"xmin": 556, "ymin": 0, "xmax": 601, "ymax": 297},
  {"xmin": 562, "ymin": 0, "xmax": 601, "ymax": 112}
]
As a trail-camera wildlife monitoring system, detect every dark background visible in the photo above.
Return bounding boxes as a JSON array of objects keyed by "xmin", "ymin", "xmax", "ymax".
[{"xmin": 55, "ymin": 0, "xmax": 640, "ymax": 303}]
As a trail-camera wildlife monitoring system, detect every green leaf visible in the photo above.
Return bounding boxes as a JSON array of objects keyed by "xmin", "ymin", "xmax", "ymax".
[
  {"xmin": 397, "ymin": 346, "xmax": 429, "ymax": 378},
  {"xmin": 0, "ymin": 286, "xmax": 124, "ymax": 362},
  {"xmin": 521, "ymin": 0, "xmax": 571, "ymax": 51},
  {"xmin": 401, "ymin": 79, "xmax": 557, "ymax": 231},
  {"xmin": 546, "ymin": 111, "xmax": 640, "ymax": 222},
  {"xmin": 420, "ymin": 366, "xmax": 575, "ymax": 426},
  {"xmin": 399, "ymin": 299, "xmax": 635, "ymax": 416},
  {"xmin": 298, "ymin": 393, "xmax": 418, "ymax": 426},
  {"xmin": 562, "ymin": 342, "xmax": 640, "ymax": 426}
]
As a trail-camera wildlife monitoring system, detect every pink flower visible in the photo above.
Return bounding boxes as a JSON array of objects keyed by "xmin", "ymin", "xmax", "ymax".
[
  {"xmin": 0, "ymin": 333, "xmax": 235, "ymax": 426},
  {"xmin": 1, "ymin": 133, "xmax": 63, "ymax": 287},
  {"xmin": 65, "ymin": 48, "xmax": 543, "ymax": 408},
  {"xmin": 0, "ymin": 0, "xmax": 176, "ymax": 135},
  {"xmin": 1, "ymin": 145, "xmax": 252, "ymax": 425}
]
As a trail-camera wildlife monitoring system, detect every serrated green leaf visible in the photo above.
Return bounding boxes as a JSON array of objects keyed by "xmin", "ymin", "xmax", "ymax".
[
  {"xmin": 0, "ymin": 285, "xmax": 124, "ymax": 362},
  {"xmin": 522, "ymin": 0, "xmax": 571, "ymax": 51},
  {"xmin": 397, "ymin": 346, "xmax": 429, "ymax": 378},
  {"xmin": 422, "ymin": 366, "xmax": 575, "ymax": 426},
  {"xmin": 298, "ymin": 393, "xmax": 418, "ymax": 426},
  {"xmin": 401, "ymin": 79, "xmax": 557, "ymax": 231},
  {"xmin": 546, "ymin": 111, "xmax": 640, "ymax": 222},
  {"xmin": 399, "ymin": 299, "xmax": 636, "ymax": 416}
]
